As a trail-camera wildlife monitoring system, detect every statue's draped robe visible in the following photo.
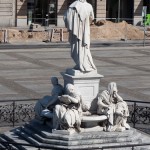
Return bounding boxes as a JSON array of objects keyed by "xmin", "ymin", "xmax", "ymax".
[
  {"xmin": 97, "ymin": 90, "xmax": 129, "ymax": 127},
  {"xmin": 97, "ymin": 90, "xmax": 116, "ymax": 125},
  {"xmin": 64, "ymin": 1, "xmax": 96, "ymax": 72},
  {"xmin": 53, "ymin": 92, "xmax": 82, "ymax": 130}
]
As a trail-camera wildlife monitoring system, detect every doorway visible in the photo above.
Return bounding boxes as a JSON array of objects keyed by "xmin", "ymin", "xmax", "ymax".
[
  {"xmin": 106, "ymin": 0, "xmax": 134, "ymax": 24},
  {"xmin": 143, "ymin": 0, "xmax": 150, "ymax": 14},
  {"xmin": 28, "ymin": 0, "xmax": 57, "ymax": 26}
]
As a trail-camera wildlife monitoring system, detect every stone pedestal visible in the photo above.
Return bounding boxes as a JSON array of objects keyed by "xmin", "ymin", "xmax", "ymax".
[
  {"xmin": 61, "ymin": 69, "xmax": 104, "ymax": 112},
  {"xmin": 2, "ymin": 119, "xmax": 150, "ymax": 150}
]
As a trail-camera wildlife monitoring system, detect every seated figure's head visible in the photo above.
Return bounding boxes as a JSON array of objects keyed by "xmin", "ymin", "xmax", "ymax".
[
  {"xmin": 108, "ymin": 82, "xmax": 118, "ymax": 95},
  {"xmin": 51, "ymin": 77, "xmax": 58, "ymax": 85},
  {"xmin": 79, "ymin": 0, "xmax": 86, "ymax": 2},
  {"xmin": 66, "ymin": 84, "xmax": 75, "ymax": 94}
]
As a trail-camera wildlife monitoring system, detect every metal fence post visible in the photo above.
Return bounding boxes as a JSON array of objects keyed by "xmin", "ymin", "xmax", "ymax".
[
  {"xmin": 143, "ymin": 24, "xmax": 146, "ymax": 47},
  {"xmin": 133, "ymin": 102, "xmax": 136, "ymax": 128},
  {"xmin": 12, "ymin": 101, "xmax": 15, "ymax": 127},
  {"xmin": 124, "ymin": 22, "xmax": 127, "ymax": 41}
]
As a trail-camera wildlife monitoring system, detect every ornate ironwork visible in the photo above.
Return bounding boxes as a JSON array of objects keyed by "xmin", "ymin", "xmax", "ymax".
[
  {"xmin": 126, "ymin": 101, "xmax": 150, "ymax": 127},
  {"xmin": 0, "ymin": 100, "xmax": 36, "ymax": 126},
  {"xmin": 0, "ymin": 99, "xmax": 150, "ymax": 128}
]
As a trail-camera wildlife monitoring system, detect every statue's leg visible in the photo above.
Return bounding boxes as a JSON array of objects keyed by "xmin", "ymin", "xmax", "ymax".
[
  {"xmin": 53, "ymin": 105, "xmax": 66, "ymax": 130},
  {"xmin": 122, "ymin": 117, "xmax": 130, "ymax": 130},
  {"xmin": 105, "ymin": 107, "xmax": 114, "ymax": 131}
]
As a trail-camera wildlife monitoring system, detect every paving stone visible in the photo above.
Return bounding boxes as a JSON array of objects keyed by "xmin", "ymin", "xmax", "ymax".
[{"xmin": 0, "ymin": 44, "xmax": 150, "ymax": 102}]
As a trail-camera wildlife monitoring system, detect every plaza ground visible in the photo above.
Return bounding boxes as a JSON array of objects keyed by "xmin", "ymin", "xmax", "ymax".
[{"xmin": 0, "ymin": 40, "xmax": 150, "ymax": 103}]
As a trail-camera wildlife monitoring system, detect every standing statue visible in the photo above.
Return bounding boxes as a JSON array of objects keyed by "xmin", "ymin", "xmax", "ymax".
[
  {"xmin": 34, "ymin": 77, "xmax": 64, "ymax": 120},
  {"xmin": 97, "ymin": 82, "xmax": 130, "ymax": 132},
  {"xmin": 53, "ymin": 84, "xmax": 82, "ymax": 132},
  {"xmin": 64, "ymin": 0, "xmax": 96, "ymax": 72}
]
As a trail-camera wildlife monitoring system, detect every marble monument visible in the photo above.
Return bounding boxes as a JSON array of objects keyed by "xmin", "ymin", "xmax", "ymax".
[
  {"xmin": 1, "ymin": 1, "xmax": 150, "ymax": 150},
  {"xmin": 34, "ymin": 0, "xmax": 130, "ymax": 133}
]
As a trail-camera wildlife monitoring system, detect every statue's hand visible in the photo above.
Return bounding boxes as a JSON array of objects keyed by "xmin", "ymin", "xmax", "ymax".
[
  {"xmin": 59, "ymin": 95, "xmax": 71, "ymax": 104},
  {"xmin": 62, "ymin": 95, "xmax": 69, "ymax": 98},
  {"xmin": 116, "ymin": 111, "xmax": 123, "ymax": 117}
]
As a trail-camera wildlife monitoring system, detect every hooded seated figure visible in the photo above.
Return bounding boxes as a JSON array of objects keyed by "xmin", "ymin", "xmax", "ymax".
[
  {"xmin": 97, "ymin": 82, "xmax": 130, "ymax": 132},
  {"xmin": 34, "ymin": 77, "xmax": 64, "ymax": 120},
  {"xmin": 53, "ymin": 84, "xmax": 82, "ymax": 132}
]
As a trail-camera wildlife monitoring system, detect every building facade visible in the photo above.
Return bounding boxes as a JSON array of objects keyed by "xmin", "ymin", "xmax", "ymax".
[
  {"xmin": 0, "ymin": 0, "xmax": 150, "ymax": 27},
  {"xmin": 0, "ymin": 0, "xmax": 16, "ymax": 27}
]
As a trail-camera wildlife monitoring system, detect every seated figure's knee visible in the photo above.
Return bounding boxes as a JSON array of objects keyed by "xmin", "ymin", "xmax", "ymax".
[{"xmin": 55, "ymin": 105, "xmax": 61, "ymax": 110}]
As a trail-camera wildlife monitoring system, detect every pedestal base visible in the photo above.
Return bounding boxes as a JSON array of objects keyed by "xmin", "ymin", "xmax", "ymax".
[
  {"xmin": 61, "ymin": 69, "xmax": 104, "ymax": 112},
  {"xmin": 2, "ymin": 120, "xmax": 150, "ymax": 150}
]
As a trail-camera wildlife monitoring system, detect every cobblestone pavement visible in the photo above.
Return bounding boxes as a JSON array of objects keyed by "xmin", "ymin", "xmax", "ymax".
[{"xmin": 0, "ymin": 42, "xmax": 150, "ymax": 103}]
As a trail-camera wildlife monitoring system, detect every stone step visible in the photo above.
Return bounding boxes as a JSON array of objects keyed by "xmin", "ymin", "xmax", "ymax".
[
  {"xmin": 0, "ymin": 136, "xmax": 9, "ymax": 149},
  {"xmin": 15, "ymin": 128, "xmax": 40, "ymax": 146},
  {"xmin": 15, "ymin": 128, "xmax": 65, "ymax": 150},
  {"xmin": 25, "ymin": 121, "xmax": 72, "ymax": 140},
  {"xmin": 20, "ymin": 126, "xmax": 69, "ymax": 146},
  {"xmin": 2, "ymin": 130, "xmax": 38, "ymax": 150},
  {"xmin": 1, "ymin": 120, "xmax": 150, "ymax": 150},
  {"xmin": 22, "ymin": 125, "xmax": 136, "ymax": 146},
  {"xmin": 26, "ymin": 120, "xmax": 136, "ymax": 141},
  {"xmin": 22, "ymin": 122, "xmax": 144, "ymax": 147},
  {"xmin": 1, "ymin": 127, "xmax": 149, "ymax": 150}
]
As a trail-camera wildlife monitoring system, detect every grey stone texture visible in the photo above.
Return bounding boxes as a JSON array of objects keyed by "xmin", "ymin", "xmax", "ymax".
[
  {"xmin": 0, "ymin": 41, "xmax": 150, "ymax": 149},
  {"xmin": 0, "ymin": 0, "xmax": 16, "ymax": 27},
  {"xmin": 0, "ymin": 119, "xmax": 150, "ymax": 150},
  {"xmin": 0, "ymin": 42, "xmax": 150, "ymax": 102}
]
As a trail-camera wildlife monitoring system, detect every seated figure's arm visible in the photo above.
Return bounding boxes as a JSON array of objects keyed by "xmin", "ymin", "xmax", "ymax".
[
  {"xmin": 68, "ymin": 95, "xmax": 80, "ymax": 104},
  {"xmin": 97, "ymin": 95, "xmax": 110, "ymax": 115},
  {"xmin": 58, "ymin": 94, "xmax": 80, "ymax": 104},
  {"xmin": 46, "ymin": 95, "xmax": 58, "ymax": 108},
  {"xmin": 97, "ymin": 96, "xmax": 109, "ymax": 108},
  {"xmin": 114, "ymin": 92, "xmax": 123, "ymax": 102}
]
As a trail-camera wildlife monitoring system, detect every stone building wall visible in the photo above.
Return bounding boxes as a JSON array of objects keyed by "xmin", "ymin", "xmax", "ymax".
[
  {"xmin": 17, "ymin": 0, "xmax": 27, "ymax": 26},
  {"xmin": 0, "ymin": 0, "xmax": 145, "ymax": 27},
  {"xmin": 0, "ymin": 0, "xmax": 16, "ymax": 27},
  {"xmin": 96, "ymin": 0, "xmax": 106, "ymax": 20}
]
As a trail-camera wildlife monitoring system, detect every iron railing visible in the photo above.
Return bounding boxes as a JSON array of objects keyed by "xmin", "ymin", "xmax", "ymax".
[
  {"xmin": 0, "ymin": 99, "xmax": 150, "ymax": 149},
  {"xmin": 126, "ymin": 100, "xmax": 150, "ymax": 133},
  {"xmin": 0, "ymin": 99, "xmax": 150, "ymax": 129},
  {"xmin": 0, "ymin": 99, "xmax": 37, "ymax": 127}
]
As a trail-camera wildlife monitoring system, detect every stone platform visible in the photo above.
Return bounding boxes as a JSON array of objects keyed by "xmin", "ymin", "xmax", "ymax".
[{"xmin": 0, "ymin": 119, "xmax": 150, "ymax": 150}]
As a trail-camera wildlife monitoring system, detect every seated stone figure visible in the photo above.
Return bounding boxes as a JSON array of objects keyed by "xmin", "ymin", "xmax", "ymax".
[
  {"xmin": 53, "ymin": 84, "xmax": 82, "ymax": 132},
  {"xmin": 34, "ymin": 77, "xmax": 64, "ymax": 120},
  {"xmin": 97, "ymin": 82, "xmax": 130, "ymax": 132},
  {"xmin": 113, "ymin": 98, "xmax": 130, "ymax": 131}
]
